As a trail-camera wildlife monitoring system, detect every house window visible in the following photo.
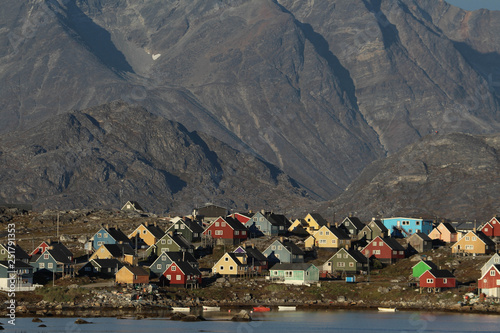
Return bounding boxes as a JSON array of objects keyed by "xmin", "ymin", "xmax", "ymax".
[
  {"xmin": 104, "ymin": 234, "xmax": 108, "ymax": 238},
  {"xmin": 427, "ymin": 279, "xmax": 433, "ymax": 283},
  {"xmin": 97, "ymin": 241, "xmax": 103, "ymax": 246},
  {"xmin": 332, "ymin": 239, "xmax": 336, "ymax": 244},
  {"xmin": 161, "ymin": 255, "xmax": 166, "ymax": 260},
  {"xmin": 235, "ymin": 231, "xmax": 239, "ymax": 235},
  {"xmin": 416, "ymin": 221, "xmax": 420, "ymax": 226},
  {"xmin": 495, "ymin": 258, "xmax": 500, "ymax": 264},
  {"xmin": 279, "ymin": 226, "xmax": 284, "ymax": 230},
  {"xmin": 379, "ymin": 242, "xmax": 383, "ymax": 246},
  {"xmin": 472, "ymin": 237, "xmax": 477, "ymax": 241},
  {"xmin": 44, "ymin": 254, "xmax": 49, "ymax": 259},
  {"xmin": 443, "ymin": 279, "xmax": 447, "ymax": 284},
  {"xmin": 260, "ymin": 217, "xmax": 264, "ymax": 222},
  {"xmin": 171, "ymin": 266, "xmax": 176, "ymax": 271},
  {"xmin": 276, "ymin": 254, "xmax": 280, "ymax": 259},
  {"xmin": 167, "ymin": 275, "xmax": 171, "ymax": 280},
  {"xmin": 220, "ymin": 266, "xmax": 224, "ymax": 271},
  {"xmin": 345, "ymin": 222, "xmax": 350, "ymax": 226},
  {"xmin": 491, "ymin": 270, "xmax": 496, "ymax": 276},
  {"xmin": 319, "ymin": 231, "xmax": 323, "ymax": 236},
  {"xmin": 399, "ymin": 251, "xmax": 404, "ymax": 255},
  {"xmin": 216, "ymin": 222, "xmax": 220, "ymax": 227},
  {"xmin": 40, "ymin": 263, "xmax": 45, "ymax": 268},
  {"xmin": 325, "ymin": 231, "xmax": 330, "ymax": 235},
  {"xmin": 278, "ymin": 246, "xmax": 282, "ymax": 250},
  {"xmin": 253, "ymin": 217, "xmax": 258, "ymax": 222},
  {"xmin": 229, "ymin": 266, "xmax": 234, "ymax": 271},
  {"xmin": 337, "ymin": 262, "xmax": 345, "ymax": 267},
  {"xmin": 337, "ymin": 253, "xmax": 342, "ymax": 258},
  {"xmin": 465, "ymin": 236, "xmax": 470, "ymax": 241},
  {"xmin": 349, "ymin": 262, "xmax": 354, "ymax": 267},
  {"xmin": 465, "ymin": 245, "xmax": 474, "ymax": 250},
  {"xmin": 175, "ymin": 224, "xmax": 179, "ymax": 229},
  {"xmin": 373, "ymin": 250, "xmax": 380, "ymax": 255},
  {"xmin": 272, "ymin": 245, "xmax": 276, "ymax": 250},
  {"xmin": 215, "ymin": 230, "xmax": 223, "ymax": 236},
  {"xmin": 225, "ymin": 257, "xmax": 229, "ymax": 261},
  {"xmin": 242, "ymin": 231, "xmax": 246, "ymax": 235},
  {"xmin": 48, "ymin": 263, "xmax": 53, "ymax": 269},
  {"xmin": 161, "ymin": 240, "xmax": 166, "ymax": 244},
  {"xmin": 157, "ymin": 264, "xmax": 162, "ymax": 269},
  {"xmin": 176, "ymin": 275, "xmax": 181, "ymax": 280},
  {"xmin": 181, "ymin": 225, "xmax": 185, "ymax": 229},
  {"xmin": 97, "ymin": 233, "xmax": 102, "ymax": 238},
  {"xmin": 484, "ymin": 228, "xmax": 488, "ymax": 232},
  {"xmin": 285, "ymin": 271, "xmax": 293, "ymax": 277},
  {"xmin": 343, "ymin": 254, "xmax": 348, "ymax": 259},
  {"xmin": 319, "ymin": 240, "xmax": 326, "ymax": 244},
  {"xmin": 408, "ymin": 229, "xmax": 412, "ymax": 234},
  {"xmin": 393, "ymin": 251, "xmax": 397, "ymax": 255},
  {"xmin": 221, "ymin": 222, "xmax": 226, "ymax": 227},
  {"xmin": 497, "ymin": 280, "xmax": 500, "ymax": 286},
  {"xmin": 143, "ymin": 230, "xmax": 147, "ymax": 234},
  {"xmin": 167, "ymin": 240, "xmax": 172, "ymax": 244},
  {"xmin": 274, "ymin": 271, "xmax": 278, "ymax": 276}
]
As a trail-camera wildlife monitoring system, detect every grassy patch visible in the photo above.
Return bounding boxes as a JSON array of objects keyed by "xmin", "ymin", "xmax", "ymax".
[{"xmin": 35, "ymin": 286, "xmax": 89, "ymax": 303}]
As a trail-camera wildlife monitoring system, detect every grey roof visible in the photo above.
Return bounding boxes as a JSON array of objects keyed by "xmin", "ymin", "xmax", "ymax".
[
  {"xmin": 410, "ymin": 232, "xmax": 432, "ymax": 242},
  {"xmin": 329, "ymin": 226, "xmax": 351, "ymax": 239},
  {"xmin": 196, "ymin": 204, "xmax": 228, "ymax": 217},
  {"xmin": 343, "ymin": 216, "xmax": 365, "ymax": 230},
  {"xmin": 309, "ymin": 213, "xmax": 328, "ymax": 227},
  {"xmin": 0, "ymin": 260, "xmax": 33, "ymax": 269},
  {"xmin": 103, "ymin": 243, "xmax": 135, "ymax": 257},
  {"xmin": 265, "ymin": 213, "xmax": 291, "ymax": 228},
  {"xmin": 1, "ymin": 244, "xmax": 30, "ymax": 260},
  {"xmin": 476, "ymin": 231, "xmax": 496, "ymax": 246},
  {"xmin": 91, "ymin": 259, "xmax": 124, "ymax": 270},
  {"xmin": 224, "ymin": 217, "xmax": 247, "ymax": 231},
  {"xmin": 145, "ymin": 224, "xmax": 165, "ymax": 239},
  {"xmin": 242, "ymin": 246, "xmax": 268, "ymax": 262},
  {"xmin": 270, "ymin": 263, "xmax": 316, "ymax": 271},
  {"xmin": 172, "ymin": 261, "xmax": 201, "ymax": 276},
  {"xmin": 346, "ymin": 249, "xmax": 369, "ymax": 264},
  {"xmin": 382, "ymin": 237, "xmax": 406, "ymax": 251},
  {"xmin": 123, "ymin": 265, "xmax": 149, "ymax": 276},
  {"xmin": 370, "ymin": 220, "xmax": 388, "ymax": 233},
  {"xmin": 185, "ymin": 219, "xmax": 205, "ymax": 233},
  {"xmin": 106, "ymin": 228, "xmax": 131, "ymax": 243},
  {"xmin": 283, "ymin": 240, "xmax": 305, "ymax": 255},
  {"xmin": 49, "ymin": 242, "xmax": 73, "ymax": 259},
  {"xmin": 47, "ymin": 249, "xmax": 72, "ymax": 264},
  {"xmin": 162, "ymin": 251, "xmax": 197, "ymax": 264},
  {"xmin": 170, "ymin": 234, "xmax": 193, "ymax": 250},
  {"xmin": 441, "ymin": 223, "xmax": 457, "ymax": 233},
  {"xmin": 420, "ymin": 260, "xmax": 438, "ymax": 270}
]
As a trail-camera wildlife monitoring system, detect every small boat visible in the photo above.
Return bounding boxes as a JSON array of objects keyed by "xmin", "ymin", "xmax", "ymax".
[
  {"xmin": 171, "ymin": 307, "xmax": 191, "ymax": 312},
  {"xmin": 278, "ymin": 306, "xmax": 296, "ymax": 311},
  {"xmin": 203, "ymin": 306, "xmax": 221, "ymax": 311},
  {"xmin": 252, "ymin": 306, "xmax": 271, "ymax": 312},
  {"xmin": 378, "ymin": 307, "xmax": 397, "ymax": 312}
]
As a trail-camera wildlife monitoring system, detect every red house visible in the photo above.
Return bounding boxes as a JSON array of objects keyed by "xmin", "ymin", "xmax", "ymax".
[
  {"xmin": 230, "ymin": 213, "xmax": 253, "ymax": 225},
  {"xmin": 361, "ymin": 236, "xmax": 406, "ymax": 264},
  {"xmin": 161, "ymin": 261, "xmax": 202, "ymax": 288},
  {"xmin": 480, "ymin": 217, "xmax": 500, "ymax": 238},
  {"xmin": 478, "ymin": 264, "xmax": 500, "ymax": 297},
  {"xmin": 419, "ymin": 269, "xmax": 456, "ymax": 293},
  {"xmin": 31, "ymin": 240, "xmax": 74, "ymax": 261},
  {"xmin": 202, "ymin": 216, "xmax": 248, "ymax": 244}
]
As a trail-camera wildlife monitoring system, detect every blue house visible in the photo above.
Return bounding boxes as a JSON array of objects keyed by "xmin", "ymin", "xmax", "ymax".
[
  {"xmin": 31, "ymin": 249, "xmax": 73, "ymax": 275},
  {"xmin": 382, "ymin": 217, "xmax": 434, "ymax": 237},
  {"xmin": 247, "ymin": 212, "xmax": 290, "ymax": 237},
  {"xmin": 92, "ymin": 225, "xmax": 131, "ymax": 250},
  {"xmin": 263, "ymin": 239, "xmax": 304, "ymax": 264},
  {"xmin": 149, "ymin": 251, "xmax": 198, "ymax": 277}
]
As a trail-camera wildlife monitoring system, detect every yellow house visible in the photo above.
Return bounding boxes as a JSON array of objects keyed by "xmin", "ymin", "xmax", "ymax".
[
  {"xmin": 212, "ymin": 252, "xmax": 248, "ymax": 276},
  {"xmin": 451, "ymin": 230, "xmax": 495, "ymax": 255},
  {"xmin": 90, "ymin": 244, "xmax": 137, "ymax": 265},
  {"xmin": 304, "ymin": 226, "xmax": 351, "ymax": 249},
  {"xmin": 128, "ymin": 222, "xmax": 165, "ymax": 247},
  {"xmin": 289, "ymin": 213, "xmax": 328, "ymax": 234},
  {"xmin": 115, "ymin": 266, "xmax": 149, "ymax": 284}
]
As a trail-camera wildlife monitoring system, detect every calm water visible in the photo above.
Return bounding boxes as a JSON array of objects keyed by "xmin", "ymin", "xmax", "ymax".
[{"xmin": 8, "ymin": 310, "xmax": 500, "ymax": 333}]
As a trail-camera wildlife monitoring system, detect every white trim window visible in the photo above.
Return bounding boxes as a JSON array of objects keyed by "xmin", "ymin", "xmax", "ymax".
[{"xmin": 426, "ymin": 278, "xmax": 433, "ymax": 283}]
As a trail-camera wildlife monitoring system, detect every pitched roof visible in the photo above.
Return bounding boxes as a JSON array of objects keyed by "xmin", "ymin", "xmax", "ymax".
[
  {"xmin": 49, "ymin": 242, "xmax": 73, "ymax": 259},
  {"xmin": 370, "ymin": 219, "xmax": 388, "ymax": 233},
  {"xmin": 223, "ymin": 217, "xmax": 247, "ymax": 231},
  {"xmin": 410, "ymin": 232, "xmax": 432, "ymax": 241},
  {"xmin": 309, "ymin": 213, "xmax": 328, "ymax": 226},
  {"xmin": 441, "ymin": 222, "xmax": 457, "ymax": 233},
  {"xmin": 270, "ymin": 263, "xmax": 316, "ymax": 271},
  {"xmin": 1, "ymin": 244, "xmax": 30, "ymax": 260},
  {"xmin": 0, "ymin": 260, "xmax": 33, "ymax": 269},
  {"xmin": 162, "ymin": 251, "xmax": 197, "ymax": 264},
  {"xmin": 106, "ymin": 228, "xmax": 131, "ymax": 243},
  {"xmin": 329, "ymin": 248, "xmax": 368, "ymax": 264},
  {"xmin": 184, "ymin": 219, "xmax": 204, "ymax": 233},
  {"xmin": 328, "ymin": 226, "xmax": 351, "ymax": 239},
  {"xmin": 282, "ymin": 240, "xmax": 305, "ymax": 255},
  {"xmin": 427, "ymin": 268, "xmax": 455, "ymax": 278},
  {"xmin": 47, "ymin": 249, "xmax": 72, "ymax": 264},
  {"xmin": 242, "ymin": 246, "xmax": 267, "ymax": 262},
  {"xmin": 171, "ymin": 261, "xmax": 201, "ymax": 276},
  {"xmin": 266, "ymin": 213, "xmax": 291, "ymax": 228},
  {"xmin": 121, "ymin": 201, "xmax": 144, "ymax": 212},
  {"xmin": 475, "ymin": 231, "xmax": 496, "ymax": 246},
  {"xmin": 145, "ymin": 223, "xmax": 165, "ymax": 239},
  {"xmin": 170, "ymin": 234, "xmax": 193, "ymax": 250},
  {"xmin": 196, "ymin": 204, "xmax": 228, "ymax": 217},
  {"xmin": 381, "ymin": 237, "xmax": 406, "ymax": 251},
  {"xmin": 412, "ymin": 260, "xmax": 438, "ymax": 270},
  {"xmin": 102, "ymin": 243, "xmax": 135, "ymax": 257},
  {"xmin": 343, "ymin": 216, "xmax": 365, "ymax": 230},
  {"xmin": 123, "ymin": 265, "xmax": 149, "ymax": 276}
]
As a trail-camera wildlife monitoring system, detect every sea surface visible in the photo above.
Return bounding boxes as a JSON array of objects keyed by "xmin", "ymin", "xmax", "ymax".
[{"xmin": 8, "ymin": 310, "xmax": 500, "ymax": 333}]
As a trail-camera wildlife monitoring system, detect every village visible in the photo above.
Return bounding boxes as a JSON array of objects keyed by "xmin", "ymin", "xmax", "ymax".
[{"xmin": 2, "ymin": 202, "xmax": 500, "ymax": 317}]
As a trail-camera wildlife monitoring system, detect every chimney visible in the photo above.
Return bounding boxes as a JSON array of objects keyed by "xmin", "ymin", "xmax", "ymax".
[
  {"xmin": 106, "ymin": 224, "xmax": 109, "ymax": 229},
  {"xmin": 169, "ymin": 231, "xmax": 174, "ymax": 236},
  {"xmin": 280, "ymin": 237, "xmax": 284, "ymax": 243},
  {"xmin": 335, "ymin": 223, "xmax": 338, "ymax": 228},
  {"xmin": 154, "ymin": 221, "xmax": 157, "ymax": 227},
  {"xmin": 327, "ymin": 222, "xmax": 331, "ymax": 228},
  {"xmin": 261, "ymin": 209, "xmax": 265, "ymax": 215},
  {"xmin": 345, "ymin": 245, "xmax": 349, "ymax": 250},
  {"xmin": 252, "ymin": 243, "xmax": 255, "ymax": 249},
  {"xmin": 145, "ymin": 221, "xmax": 149, "ymax": 227},
  {"xmin": 349, "ymin": 213, "xmax": 352, "ymax": 217},
  {"xmin": 115, "ymin": 224, "xmax": 118, "ymax": 229},
  {"xmin": 47, "ymin": 238, "xmax": 51, "ymax": 245}
]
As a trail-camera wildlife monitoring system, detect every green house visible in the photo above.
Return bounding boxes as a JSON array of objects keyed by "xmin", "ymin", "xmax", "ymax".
[
  {"xmin": 412, "ymin": 260, "xmax": 438, "ymax": 278},
  {"xmin": 146, "ymin": 233, "xmax": 193, "ymax": 258},
  {"xmin": 323, "ymin": 248, "xmax": 368, "ymax": 274},
  {"xmin": 269, "ymin": 263, "xmax": 319, "ymax": 285}
]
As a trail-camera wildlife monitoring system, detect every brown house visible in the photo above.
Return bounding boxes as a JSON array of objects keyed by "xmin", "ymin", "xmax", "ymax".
[{"xmin": 115, "ymin": 266, "xmax": 149, "ymax": 285}]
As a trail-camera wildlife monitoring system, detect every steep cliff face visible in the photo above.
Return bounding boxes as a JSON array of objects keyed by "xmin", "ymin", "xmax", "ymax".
[
  {"xmin": 0, "ymin": 0, "xmax": 499, "ymax": 203},
  {"xmin": 318, "ymin": 132, "xmax": 500, "ymax": 222},
  {"xmin": 0, "ymin": 101, "xmax": 311, "ymax": 213}
]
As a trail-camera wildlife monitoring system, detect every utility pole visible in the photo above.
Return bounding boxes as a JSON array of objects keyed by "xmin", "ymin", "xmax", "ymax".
[{"xmin": 367, "ymin": 250, "xmax": 370, "ymax": 283}]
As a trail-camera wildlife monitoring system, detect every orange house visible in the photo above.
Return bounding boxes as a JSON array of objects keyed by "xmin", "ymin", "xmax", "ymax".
[
  {"xmin": 115, "ymin": 266, "xmax": 149, "ymax": 284},
  {"xmin": 128, "ymin": 222, "xmax": 165, "ymax": 247},
  {"xmin": 451, "ymin": 230, "xmax": 495, "ymax": 255},
  {"xmin": 429, "ymin": 222, "xmax": 458, "ymax": 243}
]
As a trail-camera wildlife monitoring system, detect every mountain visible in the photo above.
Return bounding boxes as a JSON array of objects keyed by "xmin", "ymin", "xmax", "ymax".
[
  {"xmin": 0, "ymin": 101, "xmax": 311, "ymax": 213},
  {"xmin": 0, "ymin": 0, "xmax": 499, "ymax": 202},
  {"xmin": 318, "ymin": 133, "xmax": 500, "ymax": 222}
]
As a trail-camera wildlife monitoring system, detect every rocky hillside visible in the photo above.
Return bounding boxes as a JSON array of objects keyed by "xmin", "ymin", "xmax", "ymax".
[
  {"xmin": 0, "ymin": 101, "xmax": 311, "ymax": 213},
  {"xmin": 1, "ymin": 0, "xmax": 499, "ymax": 201},
  {"xmin": 319, "ymin": 133, "xmax": 500, "ymax": 222}
]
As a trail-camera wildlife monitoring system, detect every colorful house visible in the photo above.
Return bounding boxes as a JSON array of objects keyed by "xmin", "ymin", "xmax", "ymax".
[
  {"xmin": 479, "ymin": 217, "xmax": 500, "ymax": 238},
  {"xmin": 128, "ymin": 222, "xmax": 165, "ymax": 247},
  {"xmin": 358, "ymin": 219, "xmax": 388, "ymax": 241},
  {"xmin": 478, "ymin": 264, "xmax": 500, "ymax": 297},
  {"xmin": 412, "ymin": 260, "xmax": 438, "ymax": 279},
  {"xmin": 263, "ymin": 239, "xmax": 305, "ymax": 264},
  {"xmin": 304, "ymin": 226, "xmax": 351, "ymax": 249},
  {"xmin": 115, "ymin": 266, "xmax": 149, "ymax": 285},
  {"xmin": 90, "ymin": 243, "xmax": 136, "ymax": 265},
  {"xmin": 481, "ymin": 253, "xmax": 500, "ymax": 277},
  {"xmin": 288, "ymin": 213, "xmax": 328, "ymax": 234},
  {"xmin": 361, "ymin": 236, "xmax": 406, "ymax": 264},
  {"xmin": 31, "ymin": 241, "xmax": 73, "ymax": 261},
  {"xmin": 193, "ymin": 204, "xmax": 228, "ymax": 224},
  {"xmin": 0, "ymin": 244, "xmax": 30, "ymax": 263},
  {"xmin": 323, "ymin": 248, "xmax": 368, "ymax": 275},
  {"xmin": 78, "ymin": 259, "xmax": 123, "ymax": 277},
  {"xmin": 339, "ymin": 216, "xmax": 365, "ymax": 238},
  {"xmin": 229, "ymin": 212, "xmax": 253, "ymax": 225},
  {"xmin": 92, "ymin": 225, "xmax": 130, "ymax": 250},
  {"xmin": 0, "ymin": 260, "xmax": 35, "ymax": 291},
  {"xmin": 451, "ymin": 230, "xmax": 495, "ymax": 255},
  {"xmin": 419, "ymin": 269, "xmax": 456, "ymax": 293},
  {"xmin": 382, "ymin": 217, "xmax": 434, "ymax": 237},
  {"xmin": 428, "ymin": 222, "xmax": 458, "ymax": 243},
  {"xmin": 269, "ymin": 263, "xmax": 319, "ymax": 285},
  {"xmin": 165, "ymin": 218, "xmax": 204, "ymax": 243},
  {"xmin": 121, "ymin": 201, "xmax": 144, "ymax": 213},
  {"xmin": 246, "ymin": 211, "xmax": 290, "ymax": 237},
  {"xmin": 31, "ymin": 249, "xmax": 73, "ymax": 275},
  {"xmin": 202, "ymin": 216, "xmax": 248, "ymax": 244},
  {"xmin": 146, "ymin": 233, "xmax": 193, "ymax": 258},
  {"xmin": 233, "ymin": 244, "xmax": 268, "ymax": 273},
  {"xmin": 407, "ymin": 232, "xmax": 433, "ymax": 253},
  {"xmin": 149, "ymin": 251, "xmax": 198, "ymax": 277},
  {"xmin": 212, "ymin": 252, "xmax": 249, "ymax": 276},
  {"xmin": 161, "ymin": 261, "xmax": 202, "ymax": 288}
]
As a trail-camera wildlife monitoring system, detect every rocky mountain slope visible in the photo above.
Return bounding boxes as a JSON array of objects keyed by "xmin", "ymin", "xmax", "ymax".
[
  {"xmin": 0, "ymin": 0, "xmax": 499, "ymax": 206},
  {"xmin": 319, "ymin": 133, "xmax": 500, "ymax": 222},
  {"xmin": 0, "ymin": 101, "xmax": 311, "ymax": 213}
]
